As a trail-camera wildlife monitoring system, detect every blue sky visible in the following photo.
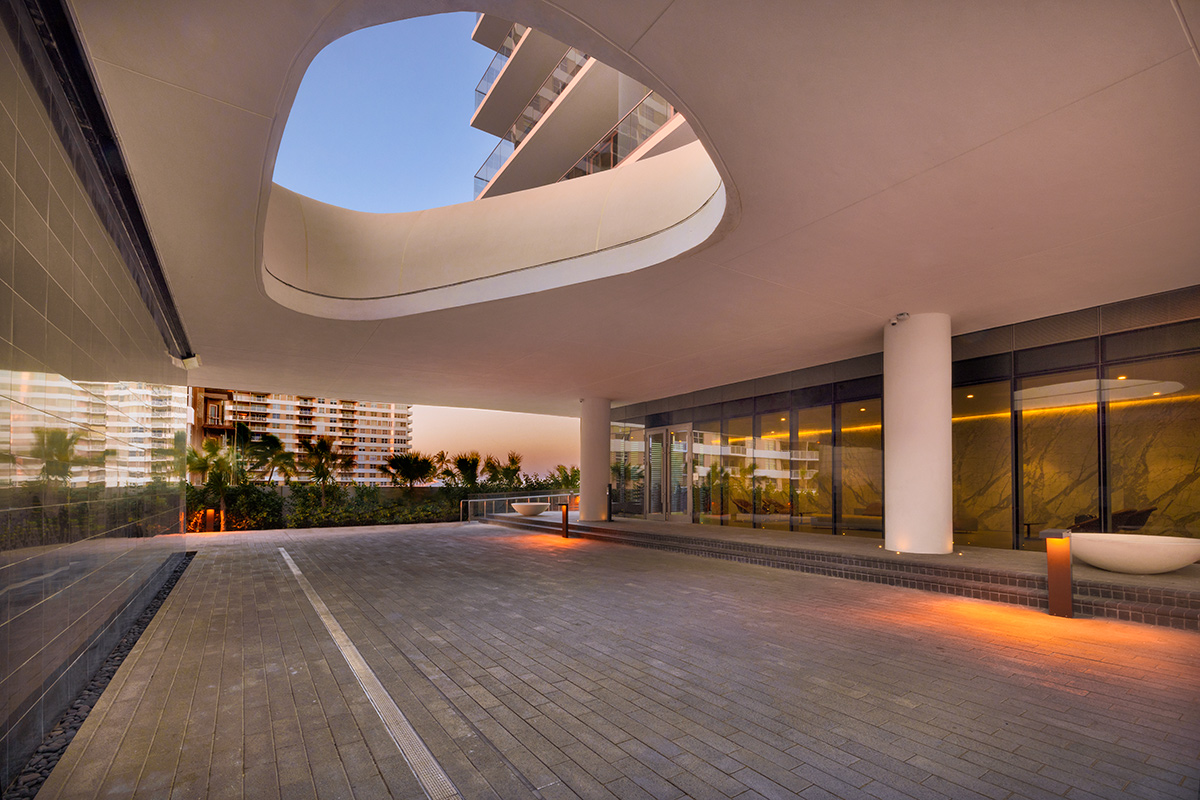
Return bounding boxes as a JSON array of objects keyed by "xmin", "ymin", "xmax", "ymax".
[
  {"xmin": 271, "ymin": 13, "xmax": 580, "ymax": 474},
  {"xmin": 273, "ymin": 13, "xmax": 499, "ymax": 213}
]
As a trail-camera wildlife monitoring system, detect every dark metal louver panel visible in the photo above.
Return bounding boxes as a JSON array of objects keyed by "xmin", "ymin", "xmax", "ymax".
[
  {"xmin": 952, "ymin": 326, "xmax": 1014, "ymax": 360},
  {"xmin": 1013, "ymin": 308, "xmax": 1099, "ymax": 350}
]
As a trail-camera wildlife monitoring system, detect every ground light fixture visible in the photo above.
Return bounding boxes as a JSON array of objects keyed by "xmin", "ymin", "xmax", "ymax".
[{"xmin": 1041, "ymin": 530, "xmax": 1074, "ymax": 618}]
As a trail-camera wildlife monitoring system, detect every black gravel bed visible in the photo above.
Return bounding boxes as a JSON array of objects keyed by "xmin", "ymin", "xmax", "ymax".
[{"xmin": 3, "ymin": 551, "xmax": 196, "ymax": 800}]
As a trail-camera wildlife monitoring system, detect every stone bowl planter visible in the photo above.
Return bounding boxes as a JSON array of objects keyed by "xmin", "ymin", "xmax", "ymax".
[
  {"xmin": 1071, "ymin": 533, "xmax": 1200, "ymax": 574},
  {"xmin": 511, "ymin": 502, "xmax": 550, "ymax": 516}
]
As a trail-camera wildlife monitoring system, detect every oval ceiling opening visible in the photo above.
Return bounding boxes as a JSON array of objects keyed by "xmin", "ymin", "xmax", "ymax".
[{"xmin": 263, "ymin": 11, "xmax": 726, "ymax": 320}]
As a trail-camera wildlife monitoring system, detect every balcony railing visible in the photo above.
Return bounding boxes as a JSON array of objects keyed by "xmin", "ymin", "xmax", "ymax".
[
  {"xmin": 461, "ymin": 491, "xmax": 577, "ymax": 522},
  {"xmin": 474, "ymin": 22, "xmax": 528, "ymax": 108},
  {"xmin": 474, "ymin": 46, "xmax": 589, "ymax": 197},
  {"xmin": 560, "ymin": 91, "xmax": 674, "ymax": 182}
]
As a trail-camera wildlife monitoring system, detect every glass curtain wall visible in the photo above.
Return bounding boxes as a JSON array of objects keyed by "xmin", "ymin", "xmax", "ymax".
[
  {"xmin": 609, "ymin": 422, "xmax": 644, "ymax": 516},
  {"xmin": 1104, "ymin": 353, "xmax": 1200, "ymax": 537},
  {"xmin": 646, "ymin": 430, "xmax": 665, "ymax": 516},
  {"xmin": 951, "ymin": 382, "xmax": 1013, "ymax": 549},
  {"xmin": 755, "ymin": 411, "xmax": 791, "ymax": 530},
  {"xmin": 692, "ymin": 421, "xmax": 721, "ymax": 524},
  {"xmin": 793, "ymin": 405, "xmax": 834, "ymax": 533},
  {"xmin": 837, "ymin": 399, "xmax": 883, "ymax": 537},
  {"xmin": 1016, "ymin": 369, "xmax": 1100, "ymax": 550},
  {"xmin": 668, "ymin": 428, "xmax": 689, "ymax": 515},
  {"xmin": 611, "ymin": 327, "xmax": 1198, "ymax": 544},
  {"xmin": 724, "ymin": 416, "xmax": 754, "ymax": 527},
  {"xmin": 0, "ymin": 19, "xmax": 187, "ymax": 784}
]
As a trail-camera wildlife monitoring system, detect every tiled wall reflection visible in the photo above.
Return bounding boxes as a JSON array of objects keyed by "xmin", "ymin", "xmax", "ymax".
[{"xmin": 0, "ymin": 23, "xmax": 188, "ymax": 787}]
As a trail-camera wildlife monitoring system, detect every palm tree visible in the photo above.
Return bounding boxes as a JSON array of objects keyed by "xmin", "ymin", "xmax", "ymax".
[
  {"xmin": 298, "ymin": 436, "xmax": 354, "ymax": 507},
  {"xmin": 247, "ymin": 434, "xmax": 296, "ymax": 486},
  {"xmin": 229, "ymin": 422, "xmax": 253, "ymax": 485},
  {"xmin": 186, "ymin": 437, "xmax": 235, "ymax": 529},
  {"xmin": 186, "ymin": 438, "xmax": 225, "ymax": 484},
  {"xmin": 379, "ymin": 451, "xmax": 436, "ymax": 489},
  {"xmin": 444, "ymin": 451, "xmax": 481, "ymax": 489},
  {"xmin": 548, "ymin": 464, "xmax": 580, "ymax": 493},
  {"xmin": 483, "ymin": 451, "xmax": 523, "ymax": 489}
]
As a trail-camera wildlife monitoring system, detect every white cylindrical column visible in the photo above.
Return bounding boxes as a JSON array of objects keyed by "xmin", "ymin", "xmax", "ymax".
[
  {"xmin": 579, "ymin": 397, "xmax": 611, "ymax": 521},
  {"xmin": 883, "ymin": 313, "xmax": 953, "ymax": 554}
]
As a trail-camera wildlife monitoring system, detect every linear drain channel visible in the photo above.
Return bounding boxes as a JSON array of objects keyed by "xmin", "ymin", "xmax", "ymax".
[{"xmin": 278, "ymin": 548, "xmax": 460, "ymax": 800}]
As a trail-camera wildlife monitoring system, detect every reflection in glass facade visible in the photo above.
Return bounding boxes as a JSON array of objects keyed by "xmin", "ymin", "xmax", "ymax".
[
  {"xmin": 792, "ymin": 406, "xmax": 833, "ymax": 533},
  {"xmin": 609, "ymin": 422, "xmax": 643, "ymax": 516},
  {"xmin": 692, "ymin": 420, "xmax": 721, "ymax": 524},
  {"xmin": 1, "ymin": 376, "xmax": 187, "ymax": 549},
  {"xmin": 0, "ymin": 22, "xmax": 188, "ymax": 787},
  {"xmin": 668, "ymin": 428, "xmax": 689, "ymax": 515},
  {"xmin": 1017, "ymin": 369, "xmax": 1099, "ymax": 550},
  {"xmin": 646, "ymin": 429, "xmax": 664, "ymax": 515},
  {"xmin": 1105, "ymin": 353, "xmax": 1200, "ymax": 537},
  {"xmin": 613, "ymin": 310, "xmax": 1199, "ymax": 553},
  {"xmin": 952, "ymin": 382, "xmax": 1012, "ymax": 549},
  {"xmin": 724, "ymin": 416, "xmax": 754, "ymax": 527},
  {"xmin": 755, "ymin": 411, "xmax": 790, "ymax": 530},
  {"xmin": 837, "ymin": 399, "xmax": 883, "ymax": 537}
]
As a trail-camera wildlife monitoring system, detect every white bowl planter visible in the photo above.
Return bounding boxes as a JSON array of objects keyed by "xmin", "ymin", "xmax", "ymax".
[
  {"xmin": 1071, "ymin": 533, "xmax": 1200, "ymax": 574},
  {"xmin": 511, "ymin": 502, "xmax": 550, "ymax": 517}
]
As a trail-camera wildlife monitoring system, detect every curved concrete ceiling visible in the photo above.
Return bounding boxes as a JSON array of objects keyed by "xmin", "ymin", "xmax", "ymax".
[
  {"xmin": 67, "ymin": 0, "xmax": 1200, "ymax": 415},
  {"xmin": 263, "ymin": 141, "xmax": 724, "ymax": 319}
]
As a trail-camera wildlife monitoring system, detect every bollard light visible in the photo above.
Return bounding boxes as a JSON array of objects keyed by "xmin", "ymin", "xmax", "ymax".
[
  {"xmin": 1041, "ymin": 529, "xmax": 1073, "ymax": 618},
  {"xmin": 560, "ymin": 503, "xmax": 570, "ymax": 538}
]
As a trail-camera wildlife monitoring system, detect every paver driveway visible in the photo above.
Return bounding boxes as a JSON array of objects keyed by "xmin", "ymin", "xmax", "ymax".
[{"xmin": 38, "ymin": 523, "xmax": 1200, "ymax": 799}]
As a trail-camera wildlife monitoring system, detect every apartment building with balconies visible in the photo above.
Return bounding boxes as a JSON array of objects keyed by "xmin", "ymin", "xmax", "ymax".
[
  {"xmin": 470, "ymin": 14, "xmax": 693, "ymax": 198},
  {"xmin": 190, "ymin": 388, "xmax": 411, "ymax": 486}
]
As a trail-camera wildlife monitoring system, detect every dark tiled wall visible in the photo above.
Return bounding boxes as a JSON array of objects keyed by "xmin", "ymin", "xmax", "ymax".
[{"xmin": 0, "ymin": 23, "xmax": 186, "ymax": 788}]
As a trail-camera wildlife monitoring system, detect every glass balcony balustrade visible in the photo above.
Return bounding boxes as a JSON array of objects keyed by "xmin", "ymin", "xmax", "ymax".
[
  {"xmin": 560, "ymin": 91, "xmax": 674, "ymax": 182},
  {"xmin": 474, "ymin": 47, "xmax": 589, "ymax": 196},
  {"xmin": 474, "ymin": 22, "xmax": 528, "ymax": 108}
]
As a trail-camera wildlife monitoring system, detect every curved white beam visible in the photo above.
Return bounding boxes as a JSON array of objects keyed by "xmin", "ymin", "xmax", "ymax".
[{"xmin": 263, "ymin": 141, "xmax": 724, "ymax": 319}]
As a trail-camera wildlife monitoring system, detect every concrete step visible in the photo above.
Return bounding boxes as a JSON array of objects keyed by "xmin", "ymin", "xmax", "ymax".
[{"xmin": 484, "ymin": 515, "xmax": 1200, "ymax": 630}]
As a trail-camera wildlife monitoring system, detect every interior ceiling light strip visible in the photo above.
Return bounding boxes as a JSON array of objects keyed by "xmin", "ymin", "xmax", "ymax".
[{"xmin": 278, "ymin": 547, "xmax": 460, "ymax": 800}]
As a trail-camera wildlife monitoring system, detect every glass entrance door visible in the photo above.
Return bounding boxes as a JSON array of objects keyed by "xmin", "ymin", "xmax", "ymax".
[{"xmin": 645, "ymin": 426, "xmax": 692, "ymax": 521}]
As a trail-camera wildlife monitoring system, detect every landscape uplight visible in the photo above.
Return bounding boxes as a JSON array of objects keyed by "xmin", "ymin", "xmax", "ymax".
[{"xmin": 1041, "ymin": 529, "xmax": 1074, "ymax": 618}]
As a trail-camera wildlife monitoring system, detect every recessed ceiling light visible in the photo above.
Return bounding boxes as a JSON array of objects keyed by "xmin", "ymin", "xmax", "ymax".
[
  {"xmin": 859, "ymin": 407, "xmax": 866, "ymax": 412},
  {"xmin": 1117, "ymin": 375, "xmax": 1127, "ymax": 380},
  {"xmin": 966, "ymin": 394, "xmax": 974, "ymax": 399}
]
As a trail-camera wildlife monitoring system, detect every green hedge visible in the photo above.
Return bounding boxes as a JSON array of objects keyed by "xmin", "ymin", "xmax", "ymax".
[{"xmin": 187, "ymin": 481, "xmax": 459, "ymax": 531}]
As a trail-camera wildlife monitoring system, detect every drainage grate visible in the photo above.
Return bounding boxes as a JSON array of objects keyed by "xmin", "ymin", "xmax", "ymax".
[{"xmin": 278, "ymin": 548, "xmax": 460, "ymax": 800}]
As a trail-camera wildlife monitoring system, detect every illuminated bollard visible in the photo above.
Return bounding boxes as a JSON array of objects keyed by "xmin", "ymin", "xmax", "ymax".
[
  {"xmin": 1041, "ymin": 529, "xmax": 1073, "ymax": 618},
  {"xmin": 561, "ymin": 503, "xmax": 569, "ymax": 538}
]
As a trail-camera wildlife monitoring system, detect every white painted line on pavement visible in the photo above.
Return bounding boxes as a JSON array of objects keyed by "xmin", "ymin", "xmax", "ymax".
[{"xmin": 279, "ymin": 547, "xmax": 460, "ymax": 800}]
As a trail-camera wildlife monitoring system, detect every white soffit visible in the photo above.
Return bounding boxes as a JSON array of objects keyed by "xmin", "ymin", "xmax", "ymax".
[{"xmin": 65, "ymin": 0, "xmax": 1200, "ymax": 415}]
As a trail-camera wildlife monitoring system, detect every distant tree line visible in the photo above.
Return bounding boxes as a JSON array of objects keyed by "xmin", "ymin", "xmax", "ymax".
[{"xmin": 185, "ymin": 424, "xmax": 579, "ymax": 531}]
